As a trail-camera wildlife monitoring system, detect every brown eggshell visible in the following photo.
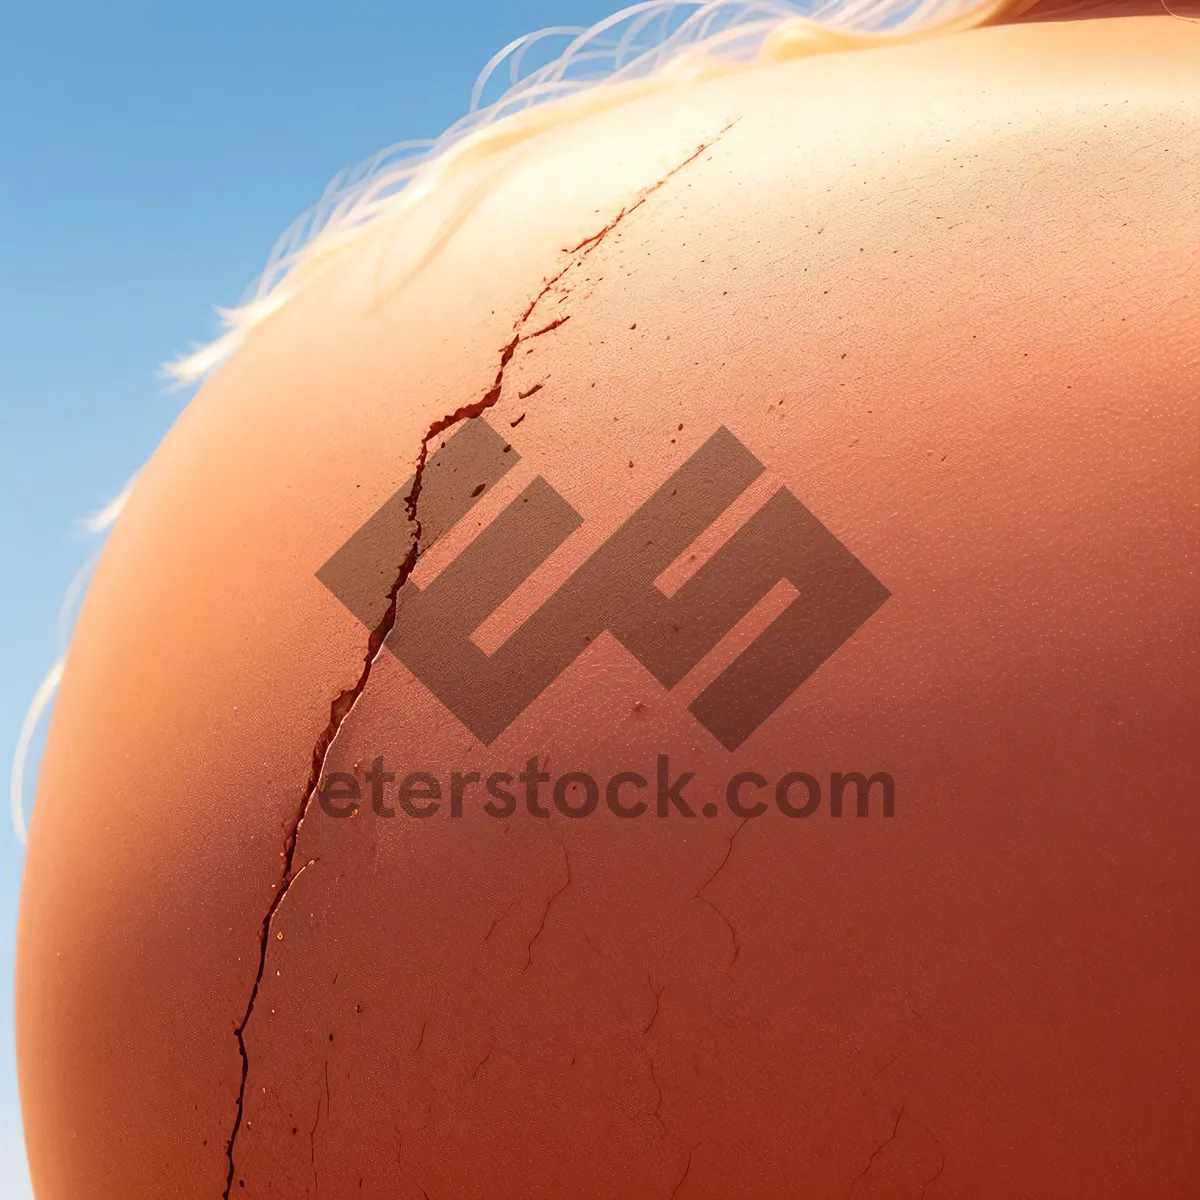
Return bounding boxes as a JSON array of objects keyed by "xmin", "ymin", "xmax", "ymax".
[{"xmin": 17, "ymin": 14, "xmax": 1199, "ymax": 1199}]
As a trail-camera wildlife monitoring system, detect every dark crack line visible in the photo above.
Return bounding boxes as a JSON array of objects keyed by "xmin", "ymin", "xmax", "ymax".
[
  {"xmin": 691, "ymin": 818, "xmax": 748, "ymax": 968},
  {"xmin": 220, "ymin": 327, "xmax": 518, "ymax": 1196},
  {"xmin": 561, "ymin": 119, "xmax": 737, "ymax": 265},
  {"xmin": 643, "ymin": 974, "xmax": 665, "ymax": 1036},
  {"xmin": 694, "ymin": 817, "xmax": 748, "ymax": 897},
  {"xmin": 219, "ymin": 390, "xmax": 478, "ymax": 1195},
  {"xmin": 527, "ymin": 314, "xmax": 570, "ymax": 338},
  {"xmin": 578, "ymin": 925, "xmax": 613, "ymax": 960},
  {"xmin": 523, "ymin": 842, "xmax": 571, "ymax": 972},
  {"xmin": 695, "ymin": 892, "xmax": 739, "ymax": 967},
  {"xmin": 917, "ymin": 1150, "xmax": 946, "ymax": 1199},
  {"xmin": 220, "ymin": 468, "xmax": 428, "ymax": 1197},
  {"xmin": 668, "ymin": 1145, "xmax": 694, "ymax": 1200},
  {"xmin": 220, "ymin": 121, "xmax": 735, "ymax": 1196},
  {"xmin": 849, "ymin": 1100, "xmax": 905, "ymax": 1195},
  {"xmin": 521, "ymin": 119, "xmax": 737, "ymax": 329},
  {"xmin": 647, "ymin": 1053, "xmax": 668, "ymax": 1139},
  {"xmin": 309, "ymin": 1081, "xmax": 324, "ymax": 1200},
  {"xmin": 471, "ymin": 1036, "xmax": 495, "ymax": 1080},
  {"xmin": 483, "ymin": 897, "xmax": 520, "ymax": 942},
  {"xmin": 871, "ymin": 1051, "xmax": 900, "ymax": 1081}
]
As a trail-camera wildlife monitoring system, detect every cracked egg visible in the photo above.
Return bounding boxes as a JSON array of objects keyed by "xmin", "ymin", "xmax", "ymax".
[{"xmin": 16, "ymin": 6, "xmax": 1200, "ymax": 1199}]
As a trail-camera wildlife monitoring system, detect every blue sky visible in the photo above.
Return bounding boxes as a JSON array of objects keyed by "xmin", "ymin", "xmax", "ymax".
[{"xmin": 0, "ymin": 2, "xmax": 623, "ymax": 1191}]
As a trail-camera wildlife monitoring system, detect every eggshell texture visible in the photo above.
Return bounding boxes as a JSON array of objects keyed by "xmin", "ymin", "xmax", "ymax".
[{"xmin": 17, "ymin": 15, "xmax": 1200, "ymax": 1199}]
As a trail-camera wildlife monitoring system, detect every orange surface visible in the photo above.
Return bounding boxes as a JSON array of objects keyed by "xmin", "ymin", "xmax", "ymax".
[{"xmin": 17, "ymin": 12, "xmax": 1200, "ymax": 1198}]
